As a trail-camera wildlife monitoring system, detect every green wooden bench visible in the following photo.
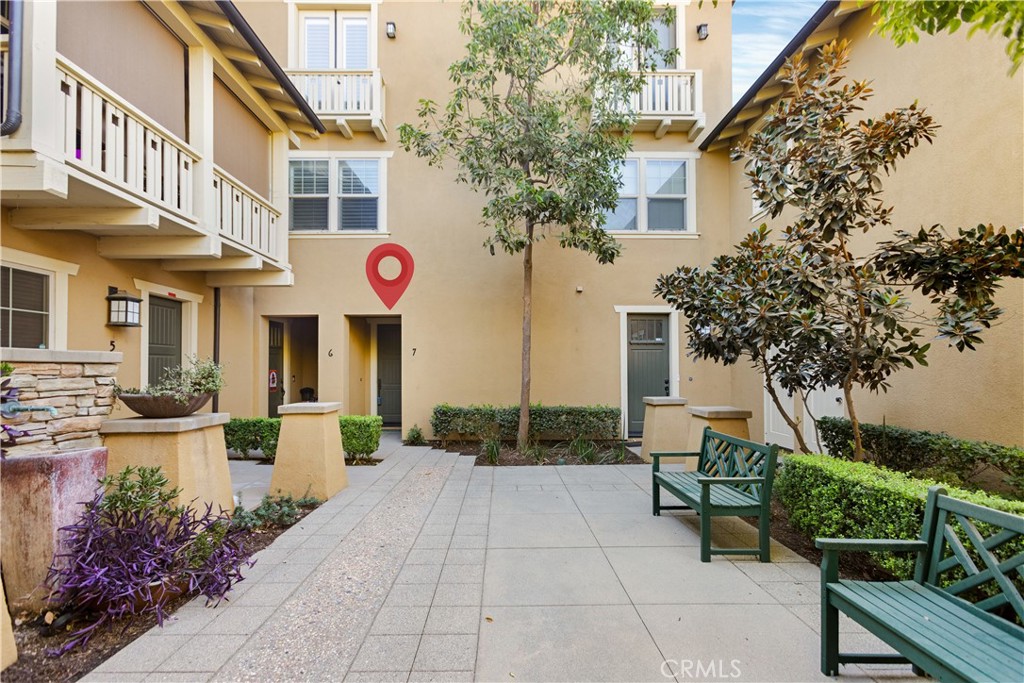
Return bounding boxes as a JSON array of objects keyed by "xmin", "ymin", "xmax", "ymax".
[
  {"xmin": 818, "ymin": 486, "xmax": 1024, "ymax": 682},
  {"xmin": 651, "ymin": 426, "xmax": 779, "ymax": 562}
]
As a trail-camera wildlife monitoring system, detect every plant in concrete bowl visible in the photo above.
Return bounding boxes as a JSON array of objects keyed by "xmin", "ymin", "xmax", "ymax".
[
  {"xmin": 115, "ymin": 356, "xmax": 224, "ymax": 418},
  {"xmin": 45, "ymin": 466, "xmax": 252, "ymax": 655}
]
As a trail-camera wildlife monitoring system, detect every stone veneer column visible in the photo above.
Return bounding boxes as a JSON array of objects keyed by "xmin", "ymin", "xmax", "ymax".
[
  {"xmin": 639, "ymin": 397, "xmax": 695, "ymax": 469},
  {"xmin": 1, "ymin": 348, "xmax": 122, "ymax": 454},
  {"xmin": 685, "ymin": 406, "xmax": 754, "ymax": 451},
  {"xmin": 270, "ymin": 402, "xmax": 348, "ymax": 500},
  {"xmin": 100, "ymin": 413, "xmax": 234, "ymax": 513}
]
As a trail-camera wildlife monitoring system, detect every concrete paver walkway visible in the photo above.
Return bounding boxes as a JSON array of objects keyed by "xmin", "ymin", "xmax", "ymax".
[{"xmin": 84, "ymin": 444, "xmax": 913, "ymax": 683}]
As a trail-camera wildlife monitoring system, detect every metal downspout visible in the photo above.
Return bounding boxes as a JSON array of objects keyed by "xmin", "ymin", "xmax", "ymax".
[
  {"xmin": 0, "ymin": 0, "xmax": 24, "ymax": 136},
  {"xmin": 212, "ymin": 287, "xmax": 221, "ymax": 413}
]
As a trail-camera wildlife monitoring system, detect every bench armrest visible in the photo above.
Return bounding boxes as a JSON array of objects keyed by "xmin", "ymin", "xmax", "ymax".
[
  {"xmin": 651, "ymin": 451, "xmax": 700, "ymax": 473},
  {"xmin": 698, "ymin": 476, "xmax": 765, "ymax": 485},
  {"xmin": 815, "ymin": 539, "xmax": 927, "ymax": 552}
]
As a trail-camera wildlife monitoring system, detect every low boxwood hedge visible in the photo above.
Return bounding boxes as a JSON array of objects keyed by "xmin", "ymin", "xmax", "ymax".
[
  {"xmin": 775, "ymin": 453, "xmax": 1024, "ymax": 578},
  {"xmin": 430, "ymin": 404, "xmax": 620, "ymax": 443},
  {"xmin": 817, "ymin": 416, "xmax": 1024, "ymax": 497},
  {"xmin": 224, "ymin": 415, "xmax": 383, "ymax": 460}
]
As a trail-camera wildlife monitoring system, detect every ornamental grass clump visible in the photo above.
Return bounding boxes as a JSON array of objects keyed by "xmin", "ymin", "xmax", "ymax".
[{"xmin": 45, "ymin": 466, "xmax": 252, "ymax": 655}]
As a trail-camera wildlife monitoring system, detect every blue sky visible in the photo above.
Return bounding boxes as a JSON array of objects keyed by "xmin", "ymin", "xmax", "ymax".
[{"xmin": 732, "ymin": 0, "xmax": 822, "ymax": 102}]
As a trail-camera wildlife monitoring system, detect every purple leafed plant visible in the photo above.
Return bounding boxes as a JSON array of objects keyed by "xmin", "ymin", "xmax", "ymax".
[
  {"xmin": 1, "ymin": 363, "xmax": 25, "ymax": 457},
  {"xmin": 44, "ymin": 466, "xmax": 253, "ymax": 655}
]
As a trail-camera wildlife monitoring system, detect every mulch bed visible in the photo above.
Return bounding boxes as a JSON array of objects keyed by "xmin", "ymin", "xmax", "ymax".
[{"xmin": 1, "ymin": 509, "xmax": 313, "ymax": 683}]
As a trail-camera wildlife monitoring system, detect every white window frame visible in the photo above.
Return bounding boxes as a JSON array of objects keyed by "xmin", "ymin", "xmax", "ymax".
[
  {"xmin": 133, "ymin": 279, "xmax": 203, "ymax": 388},
  {"xmin": 291, "ymin": 5, "xmax": 378, "ymax": 71},
  {"xmin": 299, "ymin": 11, "xmax": 336, "ymax": 70},
  {"xmin": 606, "ymin": 152, "xmax": 699, "ymax": 236},
  {"xmin": 0, "ymin": 248, "xmax": 79, "ymax": 351},
  {"xmin": 289, "ymin": 151, "xmax": 392, "ymax": 235}
]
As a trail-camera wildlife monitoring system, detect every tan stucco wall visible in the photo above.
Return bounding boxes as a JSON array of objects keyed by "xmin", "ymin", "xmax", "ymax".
[
  {"xmin": 224, "ymin": 0, "xmax": 735, "ymax": 437},
  {"xmin": 0, "ymin": 213, "xmax": 215, "ymax": 419},
  {"xmin": 726, "ymin": 11, "xmax": 1024, "ymax": 448},
  {"xmin": 56, "ymin": 0, "xmax": 187, "ymax": 140},
  {"xmin": 213, "ymin": 77, "xmax": 272, "ymax": 198}
]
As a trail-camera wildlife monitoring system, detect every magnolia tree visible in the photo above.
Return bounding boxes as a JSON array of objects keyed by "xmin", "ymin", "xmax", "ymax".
[
  {"xmin": 400, "ymin": 0, "xmax": 674, "ymax": 450},
  {"xmin": 656, "ymin": 41, "xmax": 1023, "ymax": 460}
]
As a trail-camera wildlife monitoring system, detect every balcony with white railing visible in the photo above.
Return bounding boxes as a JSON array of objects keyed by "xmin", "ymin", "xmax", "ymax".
[
  {"xmin": 631, "ymin": 70, "xmax": 705, "ymax": 140},
  {"xmin": 287, "ymin": 69, "xmax": 387, "ymax": 141},
  {"xmin": 213, "ymin": 167, "xmax": 280, "ymax": 262},
  {"xmin": 56, "ymin": 58, "xmax": 199, "ymax": 220}
]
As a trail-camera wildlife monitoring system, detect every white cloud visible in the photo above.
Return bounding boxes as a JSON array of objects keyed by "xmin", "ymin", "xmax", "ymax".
[{"xmin": 731, "ymin": 0, "xmax": 820, "ymax": 102}]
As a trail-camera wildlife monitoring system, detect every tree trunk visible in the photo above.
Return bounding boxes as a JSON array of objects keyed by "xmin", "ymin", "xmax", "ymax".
[
  {"xmin": 844, "ymin": 381, "xmax": 864, "ymax": 460},
  {"xmin": 517, "ymin": 226, "xmax": 534, "ymax": 452},
  {"xmin": 765, "ymin": 381, "xmax": 810, "ymax": 453}
]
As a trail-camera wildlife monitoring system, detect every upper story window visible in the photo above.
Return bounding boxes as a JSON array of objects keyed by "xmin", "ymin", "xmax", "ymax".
[
  {"xmin": 300, "ymin": 11, "xmax": 370, "ymax": 70},
  {"xmin": 605, "ymin": 156, "xmax": 696, "ymax": 233},
  {"xmin": 1, "ymin": 265, "xmax": 50, "ymax": 349},
  {"xmin": 290, "ymin": 156, "xmax": 386, "ymax": 233},
  {"xmin": 618, "ymin": 12, "xmax": 678, "ymax": 71}
]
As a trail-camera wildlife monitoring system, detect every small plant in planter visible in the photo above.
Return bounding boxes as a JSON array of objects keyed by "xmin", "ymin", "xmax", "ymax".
[
  {"xmin": 44, "ymin": 466, "xmax": 252, "ymax": 655},
  {"xmin": 115, "ymin": 356, "xmax": 225, "ymax": 418}
]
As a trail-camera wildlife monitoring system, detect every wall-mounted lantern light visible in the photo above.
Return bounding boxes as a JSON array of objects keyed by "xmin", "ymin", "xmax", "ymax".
[
  {"xmin": 385, "ymin": 21, "xmax": 397, "ymax": 39},
  {"xmin": 697, "ymin": 23, "xmax": 709, "ymax": 41},
  {"xmin": 106, "ymin": 287, "xmax": 142, "ymax": 327}
]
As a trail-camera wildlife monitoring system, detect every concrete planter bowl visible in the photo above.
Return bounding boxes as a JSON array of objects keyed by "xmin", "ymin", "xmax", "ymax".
[{"xmin": 118, "ymin": 393, "xmax": 212, "ymax": 418}]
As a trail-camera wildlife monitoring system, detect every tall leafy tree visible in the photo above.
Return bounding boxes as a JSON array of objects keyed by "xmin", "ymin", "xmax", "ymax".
[
  {"xmin": 871, "ymin": 0, "xmax": 1024, "ymax": 74},
  {"xmin": 400, "ymin": 0, "xmax": 674, "ymax": 450},
  {"xmin": 658, "ymin": 41, "xmax": 1021, "ymax": 460}
]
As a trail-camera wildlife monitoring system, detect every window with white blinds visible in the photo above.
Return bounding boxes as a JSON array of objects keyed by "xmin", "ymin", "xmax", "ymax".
[
  {"xmin": 300, "ymin": 11, "xmax": 371, "ymax": 70},
  {"xmin": 290, "ymin": 157, "xmax": 385, "ymax": 233},
  {"xmin": 604, "ymin": 156, "xmax": 696, "ymax": 233}
]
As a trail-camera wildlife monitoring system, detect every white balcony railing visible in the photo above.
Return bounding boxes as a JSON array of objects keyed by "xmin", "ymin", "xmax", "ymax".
[
  {"xmin": 287, "ymin": 69, "xmax": 383, "ymax": 117},
  {"xmin": 632, "ymin": 70, "xmax": 700, "ymax": 117},
  {"xmin": 57, "ymin": 59, "xmax": 198, "ymax": 218},
  {"xmin": 213, "ymin": 167, "xmax": 280, "ymax": 260}
]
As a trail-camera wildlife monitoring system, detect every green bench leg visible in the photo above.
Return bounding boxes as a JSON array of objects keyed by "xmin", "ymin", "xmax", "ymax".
[
  {"xmin": 821, "ymin": 551, "xmax": 840, "ymax": 676},
  {"xmin": 652, "ymin": 478, "xmax": 661, "ymax": 516},
  {"xmin": 699, "ymin": 512, "xmax": 711, "ymax": 562},
  {"xmin": 758, "ymin": 510, "xmax": 771, "ymax": 563}
]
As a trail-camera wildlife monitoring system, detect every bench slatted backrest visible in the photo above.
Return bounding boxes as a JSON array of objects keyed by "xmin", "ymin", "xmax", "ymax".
[
  {"xmin": 916, "ymin": 486, "xmax": 1024, "ymax": 626},
  {"xmin": 697, "ymin": 427, "xmax": 779, "ymax": 499}
]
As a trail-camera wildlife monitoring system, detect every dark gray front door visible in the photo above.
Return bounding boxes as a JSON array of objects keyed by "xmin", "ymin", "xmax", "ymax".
[
  {"xmin": 377, "ymin": 324, "xmax": 401, "ymax": 426},
  {"xmin": 148, "ymin": 296, "xmax": 182, "ymax": 386},
  {"xmin": 268, "ymin": 320, "xmax": 284, "ymax": 417},
  {"xmin": 627, "ymin": 314, "xmax": 670, "ymax": 437}
]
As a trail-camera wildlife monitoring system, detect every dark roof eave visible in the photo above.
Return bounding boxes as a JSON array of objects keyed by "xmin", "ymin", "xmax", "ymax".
[
  {"xmin": 699, "ymin": 0, "xmax": 840, "ymax": 151},
  {"xmin": 216, "ymin": 0, "xmax": 327, "ymax": 135}
]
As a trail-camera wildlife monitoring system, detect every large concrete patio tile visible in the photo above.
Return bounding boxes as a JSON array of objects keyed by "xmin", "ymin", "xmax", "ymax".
[
  {"xmin": 557, "ymin": 467, "xmax": 633, "ymax": 485},
  {"xmin": 490, "ymin": 490, "xmax": 579, "ymax": 515},
  {"xmin": 483, "ymin": 548, "xmax": 629, "ymax": 605},
  {"xmin": 585, "ymin": 513, "xmax": 701, "ymax": 547},
  {"xmin": 350, "ymin": 635, "xmax": 421, "ymax": 672},
  {"xmin": 604, "ymin": 546, "xmax": 776, "ymax": 604},
  {"xmin": 488, "ymin": 513, "xmax": 597, "ymax": 548},
  {"xmin": 156, "ymin": 635, "xmax": 249, "ymax": 672},
  {"xmin": 370, "ymin": 606, "xmax": 431, "ymax": 635},
  {"xmin": 569, "ymin": 489, "xmax": 652, "ymax": 514},
  {"xmin": 493, "ymin": 467, "xmax": 563, "ymax": 485},
  {"xmin": 413, "ymin": 634, "xmax": 477, "ymax": 671},
  {"xmin": 476, "ymin": 605, "xmax": 667, "ymax": 682},
  {"xmin": 638, "ymin": 603, "xmax": 831, "ymax": 682}
]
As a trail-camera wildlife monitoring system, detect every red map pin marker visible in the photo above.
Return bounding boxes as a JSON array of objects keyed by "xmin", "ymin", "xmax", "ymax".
[{"xmin": 366, "ymin": 243, "xmax": 415, "ymax": 310}]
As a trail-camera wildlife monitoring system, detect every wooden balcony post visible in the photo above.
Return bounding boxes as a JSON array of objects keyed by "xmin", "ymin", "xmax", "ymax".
[{"xmin": 188, "ymin": 46, "xmax": 217, "ymax": 233}]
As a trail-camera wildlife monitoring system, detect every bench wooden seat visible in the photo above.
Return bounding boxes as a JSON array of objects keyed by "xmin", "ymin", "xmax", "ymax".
[
  {"xmin": 652, "ymin": 427, "xmax": 779, "ymax": 562},
  {"xmin": 818, "ymin": 487, "xmax": 1024, "ymax": 681}
]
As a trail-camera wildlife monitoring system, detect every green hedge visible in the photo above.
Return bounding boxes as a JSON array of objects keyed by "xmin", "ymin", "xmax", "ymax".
[
  {"xmin": 430, "ymin": 404, "xmax": 620, "ymax": 443},
  {"xmin": 339, "ymin": 415, "xmax": 383, "ymax": 457},
  {"xmin": 224, "ymin": 417, "xmax": 280, "ymax": 459},
  {"xmin": 225, "ymin": 415, "xmax": 383, "ymax": 460},
  {"xmin": 776, "ymin": 453, "xmax": 1024, "ymax": 578},
  {"xmin": 817, "ymin": 416, "xmax": 1024, "ymax": 497}
]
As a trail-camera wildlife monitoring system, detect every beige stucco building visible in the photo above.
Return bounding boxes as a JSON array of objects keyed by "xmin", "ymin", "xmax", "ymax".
[{"xmin": 2, "ymin": 1, "xmax": 1021, "ymax": 449}]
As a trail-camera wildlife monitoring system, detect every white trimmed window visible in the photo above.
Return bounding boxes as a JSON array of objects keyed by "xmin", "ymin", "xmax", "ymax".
[
  {"xmin": 299, "ymin": 11, "xmax": 370, "ymax": 70},
  {"xmin": 290, "ymin": 156, "xmax": 387, "ymax": 233},
  {"xmin": 1, "ymin": 265, "xmax": 50, "ymax": 349},
  {"xmin": 0, "ymin": 250, "xmax": 78, "ymax": 350},
  {"xmin": 605, "ymin": 156, "xmax": 696, "ymax": 233}
]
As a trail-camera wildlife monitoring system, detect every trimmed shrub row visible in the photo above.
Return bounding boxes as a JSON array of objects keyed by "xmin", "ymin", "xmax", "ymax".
[
  {"xmin": 430, "ymin": 404, "xmax": 620, "ymax": 443},
  {"xmin": 817, "ymin": 416, "xmax": 1024, "ymax": 497},
  {"xmin": 775, "ymin": 453, "xmax": 1024, "ymax": 578},
  {"xmin": 224, "ymin": 415, "xmax": 383, "ymax": 461}
]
